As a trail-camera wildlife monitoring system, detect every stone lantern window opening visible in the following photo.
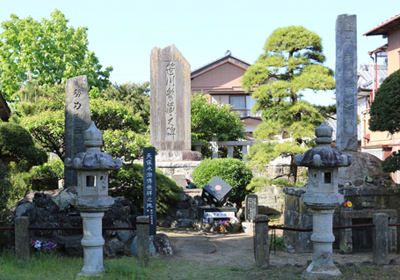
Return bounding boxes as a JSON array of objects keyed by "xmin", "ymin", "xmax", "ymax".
[
  {"xmin": 86, "ymin": 175, "xmax": 96, "ymax": 187},
  {"xmin": 324, "ymin": 172, "xmax": 332, "ymax": 184}
]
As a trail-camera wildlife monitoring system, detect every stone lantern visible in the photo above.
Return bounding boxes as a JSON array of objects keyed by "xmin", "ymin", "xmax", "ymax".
[
  {"xmin": 65, "ymin": 121, "xmax": 122, "ymax": 276},
  {"xmin": 294, "ymin": 123, "xmax": 352, "ymax": 279}
]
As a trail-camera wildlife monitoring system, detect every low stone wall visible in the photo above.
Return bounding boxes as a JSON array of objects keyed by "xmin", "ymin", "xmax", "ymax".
[{"xmin": 283, "ymin": 184, "xmax": 400, "ymax": 253}]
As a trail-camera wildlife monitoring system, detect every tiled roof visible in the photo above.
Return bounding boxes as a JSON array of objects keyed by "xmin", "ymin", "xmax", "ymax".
[
  {"xmin": 357, "ymin": 64, "xmax": 388, "ymax": 92},
  {"xmin": 364, "ymin": 14, "xmax": 400, "ymax": 36},
  {"xmin": 191, "ymin": 51, "xmax": 251, "ymax": 77}
]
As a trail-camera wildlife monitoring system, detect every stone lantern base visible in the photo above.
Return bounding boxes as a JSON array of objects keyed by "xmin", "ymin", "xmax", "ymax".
[{"xmin": 302, "ymin": 263, "xmax": 342, "ymax": 279}]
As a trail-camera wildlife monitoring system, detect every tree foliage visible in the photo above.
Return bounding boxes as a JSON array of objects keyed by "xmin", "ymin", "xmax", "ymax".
[
  {"xmin": 241, "ymin": 26, "xmax": 335, "ymax": 183},
  {"xmin": 369, "ymin": 69, "xmax": 400, "ymax": 134},
  {"xmin": 0, "ymin": 10, "xmax": 112, "ymax": 101},
  {"xmin": 191, "ymin": 93, "xmax": 245, "ymax": 157},
  {"xmin": 109, "ymin": 164, "xmax": 181, "ymax": 215},
  {"xmin": 99, "ymin": 82, "xmax": 150, "ymax": 126},
  {"xmin": 369, "ymin": 69, "xmax": 400, "ymax": 172}
]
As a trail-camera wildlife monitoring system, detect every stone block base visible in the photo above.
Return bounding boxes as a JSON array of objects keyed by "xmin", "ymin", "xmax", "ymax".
[
  {"xmin": 302, "ymin": 263, "xmax": 341, "ymax": 279},
  {"xmin": 156, "ymin": 150, "xmax": 203, "ymax": 161}
]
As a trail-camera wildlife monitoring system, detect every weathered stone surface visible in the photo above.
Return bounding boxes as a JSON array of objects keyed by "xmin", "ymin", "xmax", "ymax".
[
  {"xmin": 150, "ymin": 44, "xmax": 191, "ymax": 151},
  {"xmin": 373, "ymin": 213, "xmax": 388, "ymax": 265},
  {"xmin": 130, "ymin": 236, "xmax": 156, "ymax": 257},
  {"xmin": 137, "ymin": 216, "xmax": 150, "ymax": 266},
  {"xmin": 152, "ymin": 233, "xmax": 173, "ymax": 255},
  {"xmin": 335, "ymin": 14, "xmax": 358, "ymax": 152},
  {"xmin": 254, "ymin": 215, "xmax": 269, "ymax": 268},
  {"xmin": 156, "ymin": 151, "xmax": 203, "ymax": 161},
  {"xmin": 104, "ymin": 238, "xmax": 129, "ymax": 258},
  {"xmin": 170, "ymin": 219, "xmax": 194, "ymax": 228},
  {"xmin": 338, "ymin": 152, "xmax": 393, "ymax": 188},
  {"xmin": 15, "ymin": 202, "xmax": 34, "ymax": 217},
  {"xmin": 15, "ymin": 216, "xmax": 30, "ymax": 261},
  {"xmin": 9, "ymin": 189, "xmax": 138, "ymax": 257},
  {"xmin": 65, "ymin": 75, "xmax": 91, "ymax": 187}
]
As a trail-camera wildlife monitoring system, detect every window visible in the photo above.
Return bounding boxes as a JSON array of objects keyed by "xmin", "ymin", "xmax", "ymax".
[{"xmin": 230, "ymin": 96, "xmax": 260, "ymax": 117}]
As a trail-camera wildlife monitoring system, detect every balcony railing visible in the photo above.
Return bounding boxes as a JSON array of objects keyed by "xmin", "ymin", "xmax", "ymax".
[{"xmin": 232, "ymin": 109, "xmax": 261, "ymax": 118}]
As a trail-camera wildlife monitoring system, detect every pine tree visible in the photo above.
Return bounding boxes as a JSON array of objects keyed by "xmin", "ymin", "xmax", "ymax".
[{"xmin": 242, "ymin": 26, "xmax": 335, "ymax": 183}]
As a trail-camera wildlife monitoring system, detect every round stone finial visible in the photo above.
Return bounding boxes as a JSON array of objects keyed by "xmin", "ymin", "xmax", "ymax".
[
  {"xmin": 315, "ymin": 123, "xmax": 332, "ymax": 146},
  {"xmin": 84, "ymin": 121, "xmax": 102, "ymax": 152}
]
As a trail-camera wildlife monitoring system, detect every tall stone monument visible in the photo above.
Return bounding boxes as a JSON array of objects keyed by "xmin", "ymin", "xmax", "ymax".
[
  {"xmin": 150, "ymin": 44, "xmax": 202, "ymax": 161},
  {"xmin": 65, "ymin": 75, "xmax": 91, "ymax": 187},
  {"xmin": 335, "ymin": 14, "xmax": 358, "ymax": 152}
]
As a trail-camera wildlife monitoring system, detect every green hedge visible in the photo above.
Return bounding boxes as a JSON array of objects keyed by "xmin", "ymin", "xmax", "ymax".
[{"xmin": 192, "ymin": 158, "xmax": 253, "ymax": 206}]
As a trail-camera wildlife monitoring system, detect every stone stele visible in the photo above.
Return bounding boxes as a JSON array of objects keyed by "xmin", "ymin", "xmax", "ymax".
[
  {"xmin": 150, "ymin": 44, "xmax": 191, "ymax": 152},
  {"xmin": 65, "ymin": 75, "xmax": 91, "ymax": 187},
  {"xmin": 335, "ymin": 14, "xmax": 358, "ymax": 152}
]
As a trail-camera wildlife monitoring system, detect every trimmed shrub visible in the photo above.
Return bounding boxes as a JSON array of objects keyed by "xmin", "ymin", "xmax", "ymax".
[
  {"xmin": 192, "ymin": 158, "xmax": 253, "ymax": 206},
  {"xmin": 109, "ymin": 164, "xmax": 181, "ymax": 216},
  {"xmin": 0, "ymin": 123, "xmax": 47, "ymax": 166}
]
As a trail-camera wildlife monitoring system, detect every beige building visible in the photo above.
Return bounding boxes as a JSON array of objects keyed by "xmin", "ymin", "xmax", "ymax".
[
  {"xmin": 191, "ymin": 51, "xmax": 261, "ymax": 135},
  {"xmin": 360, "ymin": 14, "xmax": 400, "ymax": 182}
]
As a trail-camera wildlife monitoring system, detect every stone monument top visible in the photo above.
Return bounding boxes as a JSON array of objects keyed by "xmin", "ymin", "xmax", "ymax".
[
  {"xmin": 150, "ymin": 44, "xmax": 202, "ymax": 161},
  {"xmin": 335, "ymin": 14, "xmax": 358, "ymax": 152}
]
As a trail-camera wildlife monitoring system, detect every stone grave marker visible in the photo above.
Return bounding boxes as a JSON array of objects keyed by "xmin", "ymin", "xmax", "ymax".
[
  {"xmin": 335, "ymin": 14, "xmax": 358, "ymax": 152},
  {"xmin": 245, "ymin": 194, "xmax": 258, "ymax": 222},
  {"xmin": 65, "ymin": 75, "xmax": 91, "ymax": 187},
  {"xmin": 143, "ymin": 147, "xmax": 156, "ymax": 235}
]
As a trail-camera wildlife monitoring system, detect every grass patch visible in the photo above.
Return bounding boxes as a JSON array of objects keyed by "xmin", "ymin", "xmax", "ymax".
[{"xmin": 1, "ymin": 249, "xmax": 400, "ymax": 279}]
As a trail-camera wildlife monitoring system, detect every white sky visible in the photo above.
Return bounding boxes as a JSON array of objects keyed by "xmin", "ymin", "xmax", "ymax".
[{"xmin": 0, "ymin": 0, "xmax": 396, "ymax": 106}]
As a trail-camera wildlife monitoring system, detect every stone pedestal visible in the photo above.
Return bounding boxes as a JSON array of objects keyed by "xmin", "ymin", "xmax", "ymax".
[
  {"xmin": 302, "ymin": 209, "xmax": 341, "ymax": 279},
  {"xmin": 80, "ymin": 212, "xmax": 106, "ymax": 275}
]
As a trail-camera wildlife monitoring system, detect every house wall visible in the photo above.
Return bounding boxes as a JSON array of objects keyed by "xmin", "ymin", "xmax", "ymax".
[
  {"xmin": 388, "ymin": 28, "xmax": 400, "ymax": 75},
  {"xmin": 191, "ymin": 62, "xmax": 246, "ymax": 94}
]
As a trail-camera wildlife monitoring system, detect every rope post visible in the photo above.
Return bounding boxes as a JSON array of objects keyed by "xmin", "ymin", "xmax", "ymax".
[
  {"xmin": 373, "ymin": 213, "xmax": 388, "ymax": 265},
  {"xmin": 254, "ymin": 214, "xmax": 269, "ymax": 269},
  {"xmin": 15, "ymin": 216, "xmax": 30, "ymax": 261},
  {"xmin": 137, "ymin": 216, "xmax": 150, "ymax": 266}
]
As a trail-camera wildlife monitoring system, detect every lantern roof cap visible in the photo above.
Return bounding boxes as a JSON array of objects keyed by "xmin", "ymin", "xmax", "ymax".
[
  {"xmin": 65, "ymin": 122, "xmax": 122, "ymax": 171},
  {"xmin": 294, "ymin": 123, "xmax": 352, "ymax": 168}
]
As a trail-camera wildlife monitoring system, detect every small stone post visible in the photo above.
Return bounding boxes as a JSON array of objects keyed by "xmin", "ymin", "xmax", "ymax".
[
  {"xmin": 211, "ymin": 137, "xmax": 218, "ymax": 158},
  {"xmin": 373, "ymin": 213, "xmax": 388, "ymax": 265},
  {"xmin": 242, "ymin": 145, "xmax": 248, "ymax": 160},
  {"xmin": 227, "ymin": 146, "xmax": 234, "ymax": 158},
  {"xmin": 137, "ymin": 216, "xmax": 150, "ymax": 266},
  {"xmin": 254, "ymin": 214, "xmax": 269, "ymax": 269},
  {"xmin": 15, "ymin": 216, "xmax": 30, "ymax": 261}
]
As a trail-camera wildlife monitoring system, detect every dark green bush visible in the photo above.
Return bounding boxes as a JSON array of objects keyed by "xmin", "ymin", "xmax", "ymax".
[
  {"xmin": 0, "ymin": 160, "xmax": 11, "ymax": 226},
  {"xmin": 29, "ymin": 158, "xmax": 64, "ymax": 190},
  {"xmin": 192, "ymin": 158, "xmax": 253, "ymax": 206},
  {"xmin": 109, "ymin": 164, "xmax": 181, "ymax": 215},
  {"xmin": 0, "ymin": 123, "xmax": 47, "ymax": 166}
]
